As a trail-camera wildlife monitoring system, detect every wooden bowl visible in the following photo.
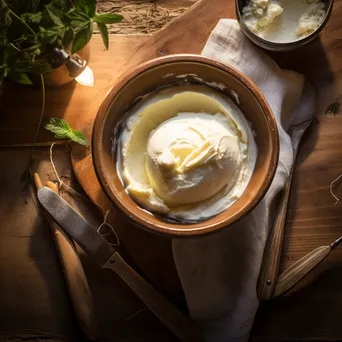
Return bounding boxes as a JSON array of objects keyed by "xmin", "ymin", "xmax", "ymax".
[{"xmin": 93, "ymin": 54, "xmax": 279, "ymax": 237}]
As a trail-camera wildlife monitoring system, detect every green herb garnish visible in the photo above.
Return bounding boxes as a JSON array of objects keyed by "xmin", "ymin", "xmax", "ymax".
[
  {"xmin": 325, "ymin": 96, "xmax": 341, "ymax": 115},
  {"xmin": 45, "ymin": 117, "xmax": 89, "ymax": 146}
]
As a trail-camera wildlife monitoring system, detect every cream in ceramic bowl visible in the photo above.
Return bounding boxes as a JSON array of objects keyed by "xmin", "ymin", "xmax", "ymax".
[
  {"xmin": 92, "ymin": 55, "xmax": 279, "ymax": 237},
  {"xmin": 236, "ymin": 0, "xmax": 334, "ymax": 51}
]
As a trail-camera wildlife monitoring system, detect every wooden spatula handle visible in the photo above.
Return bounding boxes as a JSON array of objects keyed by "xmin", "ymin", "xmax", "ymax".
[
  {"xmin": 273, "ymin": 245, "xmax": 331, "ymax": 297},
  {"xmin": 48, "ymin": 217, "xmax": 98, "ymax": 340},
  {"xmin": 257, "ymin": 176, "xmax": 292, "ymax": 300},
  {"xmin": 103, "ymin": 252, "xmax": 200, "ymax": 342},
  {"xmin": 34, "ymin": 174, "xmax": 98, "ymax": 340}
]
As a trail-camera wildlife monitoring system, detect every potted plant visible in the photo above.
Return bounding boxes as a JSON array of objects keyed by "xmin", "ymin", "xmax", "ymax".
[{"xmin": 0, "ymin": 0, "xmax": 123, "ymax": 188}]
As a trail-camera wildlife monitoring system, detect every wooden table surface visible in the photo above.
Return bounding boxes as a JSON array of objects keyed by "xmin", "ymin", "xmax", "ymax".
[{"xmin": 2, "ymin": 0, "xmax": 342, "ymax": 340}]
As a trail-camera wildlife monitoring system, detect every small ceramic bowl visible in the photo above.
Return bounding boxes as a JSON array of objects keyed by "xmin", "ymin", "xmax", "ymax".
[
  {"xmin": 92, "ymin": 55, "xmax": 279, "ymax": 237},
  {"xmin": 236, "ymin": 0, "xmax": 334, "ymax": 52}
]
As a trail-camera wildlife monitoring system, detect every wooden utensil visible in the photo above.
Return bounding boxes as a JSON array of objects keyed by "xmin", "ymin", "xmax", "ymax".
[
  {"xmin": 33, "ymin": 173, "xmax": 98, "ymax": 341},
  {"xmin": 257, "ymin": 119, "xmax": 312, "ymax": 300},
  {"xmin": 38, "ymin": 185, "xmax": 201, "ymax": 342},
  {"xmin": 273, "ymin": 236, "xmax": 342, "ymax": 297}
]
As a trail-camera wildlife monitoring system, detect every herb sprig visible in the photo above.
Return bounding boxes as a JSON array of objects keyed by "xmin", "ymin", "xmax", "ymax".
[
  {"xmin": 326, "ymin": 96, "xmax": 341, "ymax": 115},
  {"xmin": 45, "ymin": 117, "xmax": 88, "ymax": 146}
]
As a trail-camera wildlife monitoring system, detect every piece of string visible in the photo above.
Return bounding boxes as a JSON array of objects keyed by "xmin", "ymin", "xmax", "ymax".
[
  {"xmin": 330, "ymin": 174, "xmax": 342, "ymax": 204},
  {"xmin": 124, "ymin": 308, "xmax": 150, "ymax": 323},
  {"xmin": 49, "ymin": 142, "xmax": 120, "ymax": 247}
]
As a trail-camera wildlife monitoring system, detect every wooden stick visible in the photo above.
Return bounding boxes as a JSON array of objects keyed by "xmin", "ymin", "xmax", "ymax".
[
  {"xmin": 46, "ymin": 180, "xmax": 59, "ymax": 194},
  {"xmin": 257, "ymin": 175, "xmax": 293, "ymax": 300},
  {"xmin": 257, "ymin": 120, "xmax": 312, "ymax": 300},
  {"xmin": 104, "ymin": 252, "xmax": 201, "ymax": 342},
  {"xmin": 34, "ymin": 173, "xmax": 98, "ymax": 341}
]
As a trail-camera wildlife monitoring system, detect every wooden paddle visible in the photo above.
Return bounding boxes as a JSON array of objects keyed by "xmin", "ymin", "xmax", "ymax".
[{"xmin": 33, "ymin": 173, "xmax": 98, "ymax": 341}]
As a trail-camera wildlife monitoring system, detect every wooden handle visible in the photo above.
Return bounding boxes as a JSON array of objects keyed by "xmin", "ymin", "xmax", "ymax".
[
  {"xmin": 48, "ymin": 216, "xmax": 98, "ymax": 340},
  {"xmin": 104, "ymin": 252, "xmax": 200, "ymax": 342},
  {"xmin": 273, "ymin": 245, "xmax": 331, "ymax": 297},
  {"xmin": 34, "ymin": 173, "xmax": 98, "ymax": 340},
  {"xmin": 257, "ymin": 176, "xmax": 293, "ymax": 300}
]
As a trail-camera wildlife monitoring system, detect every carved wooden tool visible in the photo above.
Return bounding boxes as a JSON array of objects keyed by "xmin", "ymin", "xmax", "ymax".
[
  {"xmin": 37, "ymin": 185, "xmax": 200, "ymax": 342},
  {"xmin": 34, "ymin": 173, "xmax": 98, "ymax": 341},
  {"xmin": 257, "ymin": 119, "xmax": 312, "ymax": 300},
  {"xmin": 273, "ymin": 236, "xmax": 342, "ymax": 297}
]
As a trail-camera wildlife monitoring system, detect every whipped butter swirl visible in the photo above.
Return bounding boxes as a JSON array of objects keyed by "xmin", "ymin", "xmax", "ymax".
[{"xmin": 118, "ymin": 85, "xmax": 257, "ymax": 221}]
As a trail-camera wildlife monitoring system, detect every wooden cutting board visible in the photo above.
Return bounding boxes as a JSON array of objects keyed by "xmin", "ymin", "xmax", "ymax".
[
  {"xmin": 70, "ymin": 0, "xmax": 342, "ymax": 306},
  {"xmin": 71, "ymin": 0, "xmax": 237, "ymax": 303}
]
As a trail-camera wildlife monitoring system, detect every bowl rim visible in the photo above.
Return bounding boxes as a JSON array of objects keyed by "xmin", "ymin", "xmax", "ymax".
[{"xmin": 92, "ymin": 54, "xmax": 279, "ymax": 237}]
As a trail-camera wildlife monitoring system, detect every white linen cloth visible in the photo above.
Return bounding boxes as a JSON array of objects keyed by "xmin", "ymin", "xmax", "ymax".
[{"xmin": 172, "ymin": 19, "xmax": 316, "ymax": 342}]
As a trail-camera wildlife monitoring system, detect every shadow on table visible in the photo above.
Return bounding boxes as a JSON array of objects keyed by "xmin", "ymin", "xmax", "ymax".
[
  {"xmin": 0, "ymin": 79, "xmax": 76, "ymax": 145},
  {"xmin": 251, "ymin": 264, "xmax": 342, "ymax": 341},
  {"xmin": 26, "ymin": 148, "xmax": 178, "ymax": 341}
]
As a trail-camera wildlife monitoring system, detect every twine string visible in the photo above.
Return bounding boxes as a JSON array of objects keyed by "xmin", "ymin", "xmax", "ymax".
[
  {"xmin": 330, "ymin": 173, "xmax": 342, "ymax": 204},
  {"xmin": 49, "ymin": 142, "xmax": 120, "ymax": 246}
]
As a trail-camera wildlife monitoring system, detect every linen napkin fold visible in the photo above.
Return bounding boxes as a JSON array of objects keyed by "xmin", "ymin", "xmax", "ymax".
[{"xmin": 172, "ymin": 19, "xmax": 316, "ymax": 342}]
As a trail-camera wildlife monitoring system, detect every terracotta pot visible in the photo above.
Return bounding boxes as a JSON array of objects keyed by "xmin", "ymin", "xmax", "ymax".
[{"xmin": 92, "ymin": 54, "xmax": 279, "ymax": 237}]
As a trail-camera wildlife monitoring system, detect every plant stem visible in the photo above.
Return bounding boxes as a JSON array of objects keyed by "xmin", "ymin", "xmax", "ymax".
[
  {"xmin": 7, "ymin": 7, "xmax": 37, "ymax": 36},
  {"xmin": 30, "ymin": 74, "xmax": 46, "ymax": 162}
]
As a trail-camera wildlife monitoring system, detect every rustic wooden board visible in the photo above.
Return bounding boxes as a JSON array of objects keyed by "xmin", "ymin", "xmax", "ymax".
[
  {"xmin": 1, "ymin": 0, "xmax": 342, "ymax": 339},
  {"xmin": 70, "ymin": 0, "xmax": 342, "ymax": 340}
]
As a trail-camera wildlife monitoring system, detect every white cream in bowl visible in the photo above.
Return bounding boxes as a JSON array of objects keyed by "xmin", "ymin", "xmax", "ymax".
[
  {"xmin": 242, "ymin": 0, "xmax": 327, "ymax": 43},
  {"xmin": 117, "ymin": 85, "xmax": 257, "ymax": 221}
]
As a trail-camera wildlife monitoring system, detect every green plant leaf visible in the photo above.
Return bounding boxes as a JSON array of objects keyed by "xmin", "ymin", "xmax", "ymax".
[
  {"xmin": 45, "ymin": 4, "xmax": 63, "ymax": 26},
  {"xmin": 12, "ymin": 59, "xmax": 33, "ymax": 73},
  {"xmin": 325, "ymin": 96, "xmax": 341, "ymax": 115},
  {"xmin": 72, "ymin": 21, "xmax": 92, "ymax": 53},
  {"xmin": 69, "ymin": 130, "xmax": 88, "ymax": 146},
  {"xmin": 45, "ymin": 117, "xmax": 89, "ymax": 146},
  {"xmin": 21, "ymin": 12, "xmax": 43, "ymax": 23},
  {"xmin": 39, "ymin": 26, "xmax": 63, "ymax": 44},
  {"xmin": 31, "ymin": 0, "xmax": 40, "ymax": 13},
  {"xmin": 96, "ymin": 22, "xmax": 108, "ymax": 49},
  {"xmin": 45, "ymin": 117, "xmax": 71, "ymax": 135},
  {"xmin": 95, "ymin": 13, "xmax": 123, "ymax": 24},
  {"xmin": 62, "ymin": 27, "xmax": 74, "ymax": 50},
  {"xmin": 1, "ymin": 5, "xmax": 12, "ymax": 27},
  {"xmin": 7, "ymin": 71, "xmax": 33, "ymax": 84},
  {"xmin": 67, "ymin": 8, "xmax": 90, "ymax": 25},
  {"xmin": 76, "ymin": 0, "xmax": 96, "ymax": 17}
]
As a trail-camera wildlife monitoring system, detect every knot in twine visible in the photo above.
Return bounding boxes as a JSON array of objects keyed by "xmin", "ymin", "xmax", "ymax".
[{"xmin": 49, "ymin": 142, "xmax": 120, "ymax": 247}]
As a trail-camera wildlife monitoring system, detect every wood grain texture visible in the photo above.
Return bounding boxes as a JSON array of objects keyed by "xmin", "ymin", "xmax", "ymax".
[
  {"xmin": 274, "ymin": 245, "xmax": 332, "ymax": 297},
  {"xmin": 257, "ymin": 120, "xmax": 313, "ymax": 300},
  {"xmin": 0, "ymin": 148, "xmax": 178, "ymax": 342},
  {"xmin": 1, "ymin": 0, "xmax": 342, "ymax": 340},
  {"xmin": 103, "ymin": 252, "xmax": 200, "ymax": 342}
]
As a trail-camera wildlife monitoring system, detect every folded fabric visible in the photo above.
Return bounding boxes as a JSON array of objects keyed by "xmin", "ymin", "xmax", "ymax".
[{"xmin": 172, "ymin": 19, "xmax": 316, "ymax": 342}]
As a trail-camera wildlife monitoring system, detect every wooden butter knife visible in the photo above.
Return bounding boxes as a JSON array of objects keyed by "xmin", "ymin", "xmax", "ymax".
[
  {"xmin": 273, "ymin": 236, "xmax": 342, "ymax": 297},
  {"xmin": 257, "ymin": 119, "xmax": 312, "ymax": 300},
  {"xmin": 37, "ymin": 185, "xmax": 200, "ymax": 342},
  {"xmin": 34, "ymin": 173, "xmax": 98, "ymax": 340}
]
